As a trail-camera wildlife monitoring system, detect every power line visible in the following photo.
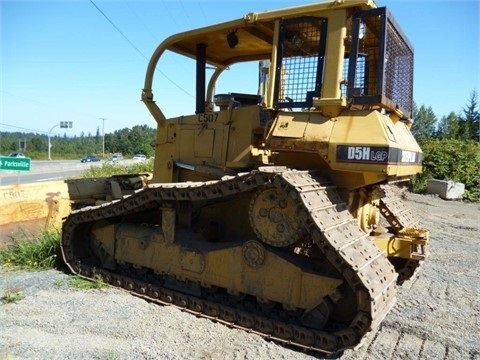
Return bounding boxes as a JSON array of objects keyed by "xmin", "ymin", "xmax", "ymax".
[
  {"xmin": 178, "ymin": 0, "xmax": 194, "ymax": 29},
  {"xmin": 124, "ymin": 2, "xmax": 159, "ymax": 43},
  {"xmin": 89, "ymin": 0, "xmax": 193, "ymax": 98},
  {"xmin": 0, "ymin": 123, "xmax": 77, "ymax": 138},
  {"xmin": 89, "ymin": 0, "xmax": 149, "ymax": 61},
  {"xmin": 0, "ymin": 123, "xmax": 48, "ymax": 134}
]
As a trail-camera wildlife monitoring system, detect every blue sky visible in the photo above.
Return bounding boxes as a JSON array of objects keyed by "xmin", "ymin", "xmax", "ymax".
[{"xmin": 1, "ymin": 0, "xmax": 479, "ymax": 137}]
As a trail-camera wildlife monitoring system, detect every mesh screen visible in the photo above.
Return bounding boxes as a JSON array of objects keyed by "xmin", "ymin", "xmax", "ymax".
[
  {"xmin": 353, "ymin": 13, "xmax": 382, "ymax": 98},
  {"xmin": 347, "ymin": 8, "xmax": 414, "ymax": 118},
  {"xmin": 385, "ymin": 19, "xmax": 414, "ymax": 115},
  {"xmin": 281, "ymin": 56, "xmax": 318, "ymax": 104},
  {"xmin": 341, "ymin": 56, "xmax": 367, "ymax": 97},
  {"xmin": 277, "ymin": 18, "xmax": 325, "ymax": 109}
]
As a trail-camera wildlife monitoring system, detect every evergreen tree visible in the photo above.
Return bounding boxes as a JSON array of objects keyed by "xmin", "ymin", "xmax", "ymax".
[
  {"xmin": 460, "ymin": 90, "xmax": 479, "ymax": 141},
  {"xmin": 412, "ymin": 104, "xmax": 437, "ymax": 141},
  {"xmin": 30, "ymin": 137, "xmax": 45, "ymax": 152},
  {"xmin": 0, "ymin": 126, "xmax": 156, "ymax": 159},
  {"xmin": 437, "ymin": 112, "xmax": 461, "ymax": 139}
]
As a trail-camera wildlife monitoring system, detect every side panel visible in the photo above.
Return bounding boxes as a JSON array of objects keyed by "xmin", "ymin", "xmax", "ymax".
[
  {"xmin": 267, "ymin": 111, "xmax": 333, "ymax": 150},
  {"xmin": 264, "ymin": 110, "xmax": 422, "ymax": 189},
  {"xmin": 153, "ymin": 106, "xmax": 262, "ymax": 183},
  {"xmin": 328, "ymin": 110, "xmax": 422, "ymax": 177}
]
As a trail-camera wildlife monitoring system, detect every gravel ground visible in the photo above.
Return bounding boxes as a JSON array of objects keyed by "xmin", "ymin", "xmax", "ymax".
[{"xmin": 0, "ymin": 192, "xmax": 479, "ymax": 360}]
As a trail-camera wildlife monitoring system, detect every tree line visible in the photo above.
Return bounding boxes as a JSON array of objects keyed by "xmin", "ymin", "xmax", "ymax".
[
  {"xmin": 409, "ymin": 90, "xmax": 479, "ymax": 201},
  {"xmin": 0, "ymin": 125, "xmax": 156, "ymax": 160},
  {"xmin": 411, "ymin": 90, "xmax": 479, "ymax": 141}
]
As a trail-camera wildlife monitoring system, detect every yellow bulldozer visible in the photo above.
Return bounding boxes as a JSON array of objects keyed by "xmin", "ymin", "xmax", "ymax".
[{"xmin": 1, "ymin": 0, "xmax": 429, "ymax": 354}]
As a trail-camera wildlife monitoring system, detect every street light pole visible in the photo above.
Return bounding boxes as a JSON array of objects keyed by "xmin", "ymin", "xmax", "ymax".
[
  {"xmin": 48, "ymin": 121, "xmax": 72, "ymax": 160},
  {"xmin": 100, "ymin": 117, "xmax": 106, "ymax": 157},
  {"xmin": 48, "ymin": 124, "xmax": 59, "ymax": 161}
]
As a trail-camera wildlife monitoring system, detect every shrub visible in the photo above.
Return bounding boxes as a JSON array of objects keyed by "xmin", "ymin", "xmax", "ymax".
[{"xmin": 411, "ymin": 139, "xmax": 480, "ymax": 201}]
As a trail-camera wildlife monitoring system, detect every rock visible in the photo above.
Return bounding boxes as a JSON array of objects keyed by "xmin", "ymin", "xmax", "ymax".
[{"xmin": 426, "ymin": 179, "xmax": 465, "ymax": 200}]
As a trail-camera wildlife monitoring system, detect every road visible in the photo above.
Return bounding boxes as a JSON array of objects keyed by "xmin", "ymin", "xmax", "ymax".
[{"xmin": 0, "ymin": 160, "xmax": 102, "ymax": 186}]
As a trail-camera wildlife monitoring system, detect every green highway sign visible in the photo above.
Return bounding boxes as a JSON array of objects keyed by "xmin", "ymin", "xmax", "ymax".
[{"xmin": 0, "ymin": 156, "xmax": 31, "ymax": 171}]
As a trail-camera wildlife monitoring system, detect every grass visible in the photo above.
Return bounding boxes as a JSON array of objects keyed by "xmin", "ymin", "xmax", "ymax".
[
  {"xmin": 1, "ymin": 287, "xmax": 24, "ymax": 304},
  {"xmin": 0, "ymin": 230, "xmax": 63, "ymax": 270},
  {"xmin": 105, "ymin": 352, "xmax": 120, "ymax": 360},
  {"xmin": 80, "ymin": 160, "xmax": 153, "ymax": 178},
  {"xmin": 69, "ymin": 274, "xmax": 107, "ymax": 290},
  {"xmin": 0, "ymin": 230, "xmax": 108, "ymax": 290},
  {"xmin": 0, "ymin": 234, "xmax": 107, "ymax": 294}
]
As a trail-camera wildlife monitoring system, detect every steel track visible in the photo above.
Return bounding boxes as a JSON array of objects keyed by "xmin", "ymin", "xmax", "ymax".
[{"xmin": 61, "ymin": 168, "xmax": 399, "ymax": 354}]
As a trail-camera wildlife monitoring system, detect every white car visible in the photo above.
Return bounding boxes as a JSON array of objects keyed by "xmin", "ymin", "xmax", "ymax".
[
  {"xmin": 9, "ymin": 152, "xmax": 26, "ymax": 158},
  {"xmin": 109, "ymin": 154, "xmax": 123, "ymax": 162},
  {"xmin": 132, "ymin": 154, "xmax": 146, "ymax": 161}
]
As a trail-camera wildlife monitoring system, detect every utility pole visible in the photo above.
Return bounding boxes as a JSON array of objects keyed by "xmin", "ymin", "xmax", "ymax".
[{"xmin": 100, "ymin": 117, "xmax": 106, "ymax": 158}]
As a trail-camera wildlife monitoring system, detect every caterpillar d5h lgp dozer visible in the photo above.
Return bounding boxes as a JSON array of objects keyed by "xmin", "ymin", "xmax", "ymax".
[{"xmin": 61, "ymin": 0, "xmax": 429, "ymax": 354}]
